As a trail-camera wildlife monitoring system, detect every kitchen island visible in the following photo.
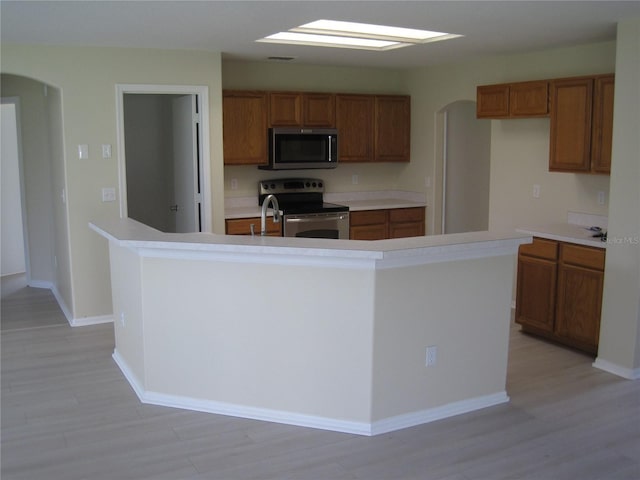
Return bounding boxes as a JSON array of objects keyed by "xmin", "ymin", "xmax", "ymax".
[{"xmin": 91, "ymin": 218, "xmax": 529, "ymax": 436}]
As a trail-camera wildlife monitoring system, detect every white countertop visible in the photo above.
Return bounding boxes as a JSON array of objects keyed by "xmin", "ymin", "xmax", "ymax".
[
  {"xmin": 90, "ymin": 217, "xmax": 529, "ymax": 269},
  {"xmin": 224, "ymin": 190, "xmax": 426, "ymax": 219},
  {"xmin": 516, "ymin": 223, "xmax": 607, "ymax": 249}
]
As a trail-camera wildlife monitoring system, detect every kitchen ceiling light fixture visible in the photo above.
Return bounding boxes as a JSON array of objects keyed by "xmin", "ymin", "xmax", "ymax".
[{"xmin": 257, "ymin": 19, "xmax": 462, "ymax": 51}]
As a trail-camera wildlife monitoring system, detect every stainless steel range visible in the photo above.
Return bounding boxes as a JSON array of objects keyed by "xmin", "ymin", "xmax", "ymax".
[{"xmin": 258, "ymin": 178, "xmax": 349, "ymax": 239}]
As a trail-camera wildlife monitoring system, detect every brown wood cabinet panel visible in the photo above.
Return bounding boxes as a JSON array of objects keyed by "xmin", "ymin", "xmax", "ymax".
[
  {"xmin": 549, "ymin": 77, "xmax": 594, "ymax": 172},
  {"xmin": 555, "ymin": 264, "xmax": 603, "ymax": 352},
  {"xmin": 269, "ymin": 92, "xmax": 302, "ymax": 126},
  {"xmin": 389, "ymin": 207, "xmax": 424, "ymax": 223},
  {"xmin": 388, "ymin": 207, "xmax": 425, "ymax": 238},
  {"xmin": 223, "ymin": 91, "xmax": 268, "ymax": 165},
  {"xmin": 350, "ymin": 210, "xmax": 387, "ymax": 226},
  {"xmin": 225, "ymin": 217, "xmax": 281, "ymax": 236},
  {"xmin": 477, "ymin": 84, "xmax": 510, "ymax": 118},
  {"xmin": 516, "ymin": 254, "xmax": 557, "ymax": 334},
  {"xmin": 509, "ymin": 81, "xmax": 549, "ymax": 117},
  {"xmin": 561, "ymin": 243, "xmax": 605, "ymax": 271},
  {"xmin": 350, "ymin": 224, "xmax": 388, "ymax": 240},
  {"xmin": 303, "ymin": 93, "xmax": 335, "ymax": 127},
  {"xmin": 336, "ymin": 94, "xmax": 375, "ymax": 163},
  {"xmin": 516, "ymin": 237, "xmax": 606, "ymax": 354},
  {"xmin": 591, "ymin": 75, "xmax": 615, "ymax": 174},
  {"xmin": 519, "ymin": 237, "xmax": 558, "ymax": 261},
  {"xmin": 389, "ymin": 223, "xmax": 424, "ymax": 239},
  {"xmin": 375, "ymin": 95, "xmax": 410, "ymax": 162}
]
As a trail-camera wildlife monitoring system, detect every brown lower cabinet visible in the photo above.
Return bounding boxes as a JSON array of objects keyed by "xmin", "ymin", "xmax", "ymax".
[
  {"xmin": 350, "ymin": 207, "xmax": 425, "ymax": 240},
  {"xmin": 225, "ymin": 217, "xmax": 281, "ymax": 236},
  {"xmin": 515, "ymin": 237, "xmax": 605, "ymax": 354}
]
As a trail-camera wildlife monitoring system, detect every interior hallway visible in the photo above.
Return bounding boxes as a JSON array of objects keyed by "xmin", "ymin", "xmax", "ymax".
[{"xmin": 1, "ymin": 287, "xmax": 639, "ymax": 480}]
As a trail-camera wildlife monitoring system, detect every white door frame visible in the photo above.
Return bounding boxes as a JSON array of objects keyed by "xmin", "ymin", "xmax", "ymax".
[{"xmin": 115, "ymin": 84, "xmax": 212, "ymax": 232}]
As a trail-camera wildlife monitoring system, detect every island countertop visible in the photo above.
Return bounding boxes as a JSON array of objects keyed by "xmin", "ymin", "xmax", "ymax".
[{"xmin": 90, "ymin": 217, "xmax": 530, "ymax": 268}]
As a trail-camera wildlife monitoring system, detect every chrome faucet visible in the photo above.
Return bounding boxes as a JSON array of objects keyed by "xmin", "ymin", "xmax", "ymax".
[{"xmin": 260, "ymin": 194, "xmax": 280, "ymax": 236}]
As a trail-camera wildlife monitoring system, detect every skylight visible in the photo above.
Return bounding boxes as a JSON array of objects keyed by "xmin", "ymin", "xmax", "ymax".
[{"xmin": 257, "ymin": 19, "xmax": 461, "ymax": 51}]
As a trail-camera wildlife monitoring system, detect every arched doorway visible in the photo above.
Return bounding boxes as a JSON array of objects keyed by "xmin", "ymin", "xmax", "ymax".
[{"xmin": 434, "ymin": 101, "xmax": 491, "ymax": 235}]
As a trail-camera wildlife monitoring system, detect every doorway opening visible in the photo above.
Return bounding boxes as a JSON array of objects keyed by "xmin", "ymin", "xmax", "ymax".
[
  {"xmin": 116, "ymin": 85, "xmax": 212, "ymax": 233},
  {"xmin": 434, "ymin": 101, "xmax": 491, "ymax": 235}
]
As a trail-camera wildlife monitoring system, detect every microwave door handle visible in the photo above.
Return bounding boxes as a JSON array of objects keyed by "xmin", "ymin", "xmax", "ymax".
[{"xmin": 328, "ymin": 135, "xmax": 333, "ymax": 162}]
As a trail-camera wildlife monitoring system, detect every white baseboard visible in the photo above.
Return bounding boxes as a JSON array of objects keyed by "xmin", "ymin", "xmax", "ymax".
[
  {"xmin": 370, "ymin": 392, "xmax": 509, "ymax": 436},
  {"xmin": 112, "ymin": 348, "xmax": 510, "ymax": 436},
  {"xmin": 593, "ymin": 358, "xmax": 640, "ymax": 380}
]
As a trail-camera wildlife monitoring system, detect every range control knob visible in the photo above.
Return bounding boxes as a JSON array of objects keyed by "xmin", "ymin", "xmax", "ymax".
[
  {"xmin": 262, "ymin": 183, "xmax": 269, "ymax": 190},
  {"xmin": 270, "ymin": 183, "xmax": 276, "ymax": 189},
  {"xmin": 318, "ymin": 182, "xmax": 323, "ymax": 188}
]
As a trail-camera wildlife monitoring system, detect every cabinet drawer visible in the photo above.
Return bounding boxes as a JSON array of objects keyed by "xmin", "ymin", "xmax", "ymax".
[
  {"xmin": 350, "ymin": 210, "xmax": 388, "ymax": 226},
  {"xmin": 519, "ymin": 237, "xmax": 558, "ymax": 261},
  {"xmin": 389, "ymin": 207, "xmax": 424, "ymax": 223},
  {"xmin": 226, "ymin": 217, "xmax": 281, "ymax": 236},
  {"xmin": 561, "ymin": 243, "xmax": 605, "ymax": 270}
]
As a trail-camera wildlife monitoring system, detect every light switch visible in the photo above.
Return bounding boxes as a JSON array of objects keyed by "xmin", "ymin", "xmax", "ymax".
[
  {"xmin": 102, "ymin": 187, "xmax": 116, "ymax": 202},
  {"xmin": 101, "ymin": 144, "xmax": 112, "ymax": 159},
  {"xmin": 78, "ymin": 144, "xmax": 89, "ymax": 159}
]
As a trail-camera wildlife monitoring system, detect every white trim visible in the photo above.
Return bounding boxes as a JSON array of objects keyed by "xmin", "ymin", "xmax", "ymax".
[
  {"xmin": 370, "ymin": 392, "xmax": 510, "ymax": 436},
  {"xmin": 115, "ymin": 84, "xmax": 213, "ymax": 233},
  {"xmin": 111, "ymin": 349, "xmax": 510, "ymax": 436},
  {"xmin": 70, "ymin": 314, "xmax": 114, "ymax": 327},
  {"xmin": 48, "ymin": 282, "xmax": 113, "ymax": 327},
  {"xmin": 593, "ymin": 358, "xmax": 640, "ymax": 380}
]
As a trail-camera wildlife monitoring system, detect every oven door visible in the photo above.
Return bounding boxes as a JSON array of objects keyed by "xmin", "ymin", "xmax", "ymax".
[{"xmin": 283, "ymin": 212, "xmax": 349, "ymax": 239}]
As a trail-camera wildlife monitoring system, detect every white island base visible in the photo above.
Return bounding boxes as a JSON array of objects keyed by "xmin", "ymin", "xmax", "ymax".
[{"xmin": 91, "ymin": 219, "xmax": 530, "ymax": 436}]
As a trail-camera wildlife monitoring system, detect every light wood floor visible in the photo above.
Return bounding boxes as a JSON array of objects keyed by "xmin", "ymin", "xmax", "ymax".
[{"xmin": 2, "ymin": 287, "xmax": 639, "ymax": 480}]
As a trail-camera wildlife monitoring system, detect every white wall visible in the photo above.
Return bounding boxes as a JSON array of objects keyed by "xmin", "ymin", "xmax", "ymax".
[
  {"xmin": 596, "ymin": 18, "xmax": 640, "ymax": 377},
  {"xmin": 0, "ymin": 45, "xmax": 224, "ymax": 320}
]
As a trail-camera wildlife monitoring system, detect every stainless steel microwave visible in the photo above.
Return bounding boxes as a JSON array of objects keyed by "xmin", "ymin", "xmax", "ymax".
[{"xmin": 261, "ymin": 127, "xmax": 338, "ymax": 170}]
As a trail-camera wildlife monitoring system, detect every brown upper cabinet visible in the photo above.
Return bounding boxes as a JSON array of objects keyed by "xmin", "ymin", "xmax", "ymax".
[
  {"xmin": 549, "ymin": 74, "xmax": 614, "ymax": 174},
  {"xmin": 477, "ymin": 80, "xmax": 549, "ymax": 119},
  {"xmin": 223, "ymin": 89, "xmax": 411, "ymax": 165},
  {"xmin": 223, "ymin": 90, "xmax": 268, "ymax": 166},
  {"xmin": 336, "ymin": 94, "xmax": 410, "ymax": 163},
  {"xmin": 590, "ymin": 75, "xmax": 615, "ymax": 174},
  {"xmin": 375, "ymin": 95, "xmax": 411, "ymax": 162},
  {"xmin": 269, "ymin": 92, "xmax": 336, "ymax": 127},
  {"xmin": 336, "ymin": 94, "xmax": 375, "ymax": 163}
]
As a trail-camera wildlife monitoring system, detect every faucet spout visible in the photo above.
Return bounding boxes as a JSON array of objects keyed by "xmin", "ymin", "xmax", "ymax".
[{"xmin": 261, "ymin": 194, "xmax": 280, "ymax": 236}]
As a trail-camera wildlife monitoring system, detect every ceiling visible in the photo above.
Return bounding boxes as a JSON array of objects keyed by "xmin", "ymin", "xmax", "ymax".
[{"xmin": 2, "ymin": 1, "xmax": 639, "ymax": 69}]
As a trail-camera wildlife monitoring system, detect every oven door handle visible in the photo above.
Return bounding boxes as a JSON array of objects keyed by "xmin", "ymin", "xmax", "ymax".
[{"xmin": 286, "ymin": 214, "xmax": 348, "ymax": 223}]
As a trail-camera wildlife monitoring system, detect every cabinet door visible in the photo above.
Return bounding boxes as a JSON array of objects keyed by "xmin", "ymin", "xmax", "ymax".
[
  {"xmin": 515, "ymin": 254, "xmax": 557, "ymax": 333},
  {"xmin": 269, "ymin": 92, "xmax": 301, "ymax": 126},
  {"xmin": 591, "ymin": 75, "xmax": 615, "ymax": 174},
  {"xmin": 476, "ymin": 84, "xmax": 509, "ymax": 118},
  {"xmin": 555, "ymin": 264, "xmax": 603, "ymax": 351},
  {"xmin": 549, "ymin": 77, "xmax": 593, "ymax": 172},
  {"xmin": 510, "ymin": 81, "xmax": 549, "ymax": 117},
  {"xmin": 303, "ymin": 93, "xmax": 335, "ymax": 127},
  {"xmin": 223, "ymin": 91, "xmax": 268, "ymax": 165},
  {"xmin": 349, "ymin": 210, "xmax": 388, "ymax": 240},
  {"xmin": 375, "ymin": 95, "xmax": 410, "ymax": 162},
  {"xmin": 336, "ymin": 94, "xmax": 374, "ymax": 162},
  {"xmin": 388, "ymin": 207, "xmax": 425, "ymax": 238}
]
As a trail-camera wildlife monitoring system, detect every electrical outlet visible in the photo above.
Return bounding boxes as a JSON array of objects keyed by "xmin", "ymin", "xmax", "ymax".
[
  {"xmin": 352, "ymin": 174, "xmax": 359, "ymax": 185},
  {"xmin": 230, "ymin": 178, "xmax": 238, "ymax": 190},
  {"xmin": 102, "ymin": 187, "xmax": 116, "ymax": 202},
  {"xmin": 426, "ymin": 346, "xmax": 437, "ymax": 367},
  {"xmin": 101, "ymin": 144, "xmax": 112, "ymax": 159}
]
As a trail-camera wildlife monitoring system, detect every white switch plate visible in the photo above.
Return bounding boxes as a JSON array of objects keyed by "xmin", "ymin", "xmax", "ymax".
[
  {"xmin": 533, "ymin": 184, "xmax": 541, "ymax": 199},
  {"xmin": 352, "ymin": 174, "xmax": 359, "ymax": 185},
  {"xmin": 101, "ymin": 144, "xmax": 112, "ymax": 159},
  {"xmin": 597, "ymin": 191, "xmax": 606, "ymax": 206},
  {"xmin": 78, "ymin": 144, "xmax": 89, "ymax": 159},
  {"xmin": 426, "ymin": 345, "xmax": 437, "ymax": 367},
  {"xmin": 230, "ymin": 178, "xmax": 238, "ymax": 190},
  {"xmin": 102, "ymin": 187, "xmax": 116, "ymax": 202}
]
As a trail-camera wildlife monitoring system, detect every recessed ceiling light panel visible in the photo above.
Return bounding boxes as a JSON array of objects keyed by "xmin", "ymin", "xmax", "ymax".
[{"xmin": 256, "ymin": 19, "xmax": 462, "ymax": 51}]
